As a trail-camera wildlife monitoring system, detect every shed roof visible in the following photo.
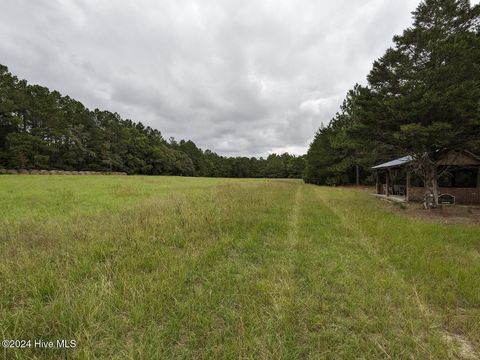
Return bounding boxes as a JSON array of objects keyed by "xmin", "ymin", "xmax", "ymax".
[
  {"xmin": 371, "ymin": 155, "xmax": 413, "ymax": 169},
  {"xmin": 436, "ymin": 150, "xmax": 480, "ymax": 166},
  {"xmin": 371, "ymin": 150, "xmax": 480, "ymax": 170}
]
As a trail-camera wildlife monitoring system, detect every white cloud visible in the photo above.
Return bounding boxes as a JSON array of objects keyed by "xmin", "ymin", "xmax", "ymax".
[{"xmin": 0, "ymin": 0, "xmax": 421, "ymax": 156}]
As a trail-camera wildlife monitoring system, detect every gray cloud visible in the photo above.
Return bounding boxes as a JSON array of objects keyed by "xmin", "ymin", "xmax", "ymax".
[{"xmin": 1, "ymin": 0, "xmax": 423, "ymax": 156}]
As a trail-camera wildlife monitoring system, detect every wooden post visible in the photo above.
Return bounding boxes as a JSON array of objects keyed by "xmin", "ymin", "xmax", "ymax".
[
  {"xmin": 406, "ymin": 170, "xmax": 411, "ymax": 202},
  {"xmin": 375, "ymin": 171, "xmax": 379, "ymax": 194},
  {"xmin": 386, "ymin": 170, "xmax": 389, "ymax": 196}
]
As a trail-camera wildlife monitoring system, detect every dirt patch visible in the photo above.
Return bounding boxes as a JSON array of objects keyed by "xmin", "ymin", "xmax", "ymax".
[
  {"xmin": 346, "ymin": 186, "xmax": 480, "ymax": 225},
  {"xmin": 442, "ymin": 332, "xmax": 478, "ymax": 359},
  {"xmin": 381, "ymin": 200, "xmax": 480, "ymax": 225}
]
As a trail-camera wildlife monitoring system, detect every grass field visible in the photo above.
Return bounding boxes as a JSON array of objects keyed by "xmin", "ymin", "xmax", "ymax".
[{"xmin": 0, "ymin": 176, "xmax": 479, "ymax": 359}]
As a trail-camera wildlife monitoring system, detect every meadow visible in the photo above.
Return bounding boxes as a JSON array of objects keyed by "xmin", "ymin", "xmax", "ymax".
[{"xmin": 0, "ymin": 175, "xmax": 479, "ymax": 359}]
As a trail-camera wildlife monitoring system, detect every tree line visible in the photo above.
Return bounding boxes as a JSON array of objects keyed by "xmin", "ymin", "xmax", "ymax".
[
  {"xmin": 0, "ymin": 64, "xmax": 304, "ymax": 178},
  {"xmin": 304, "ymin": 0, "xmax": 480, "ymax": 195}
]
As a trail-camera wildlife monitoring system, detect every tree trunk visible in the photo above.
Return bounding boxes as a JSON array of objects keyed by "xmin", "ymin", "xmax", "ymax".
[
  {"xmin": 355, "ymin": 164, "xmax": 360, "ymax": 186},
  {"xmin": 431, "ymin": 168, "xmax": 439, "ymax": 207},
  {"xmin": 406, "ymin": 171, "xmax": 410, "ymax": 202},
  {"xmin": 424, "ymin": 165, "xmax": 439, "ymax": 208}
]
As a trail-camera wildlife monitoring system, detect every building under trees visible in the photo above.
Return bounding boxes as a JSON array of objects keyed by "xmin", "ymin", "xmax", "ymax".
[{"xmin": 372, "ymin": 150, "xmax": 480, "ymax": 205}]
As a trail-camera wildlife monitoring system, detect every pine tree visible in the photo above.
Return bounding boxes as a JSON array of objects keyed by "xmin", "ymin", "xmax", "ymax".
[{"xmin": 365, "ymin": 0, "xmax": 480, "ymax": 205}]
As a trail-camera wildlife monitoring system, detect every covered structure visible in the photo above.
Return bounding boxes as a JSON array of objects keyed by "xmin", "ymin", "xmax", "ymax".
[{"xmin": 371, "ymin": 150, "xmax": 480, "ymax": 204}]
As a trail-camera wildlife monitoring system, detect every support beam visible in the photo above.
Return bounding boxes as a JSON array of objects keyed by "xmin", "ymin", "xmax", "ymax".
[
  {"xmin": 406, "ymin": 171, "xmax": 411, "ymax": 202},
  {"xmin": 375, "ymin": 171, "xmax": 379, "ymax": 194},
  {"xmin": 386, "ymin": 170, "xmax": 390, "ymax": 197}
]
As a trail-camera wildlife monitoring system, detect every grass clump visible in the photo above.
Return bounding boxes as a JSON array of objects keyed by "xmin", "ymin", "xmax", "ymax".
[{"xmin": 0, "ymin": 176, "xmax": 478, "ymax": 359}]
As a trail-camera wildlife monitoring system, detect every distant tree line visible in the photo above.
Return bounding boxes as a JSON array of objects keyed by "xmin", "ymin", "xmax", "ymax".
[
  {"xmin": 0, "ymin": 64, "xmax": 304, "ymax": 178},
  {"xmin": 304, "ymin": 0, "xmax": 480, "ymax": 190}
]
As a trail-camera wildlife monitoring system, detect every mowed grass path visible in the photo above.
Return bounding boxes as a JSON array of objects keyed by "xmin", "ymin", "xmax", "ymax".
[{"xmin": 0, "ymin": 176, "xmax": 479, "ymax": 359}]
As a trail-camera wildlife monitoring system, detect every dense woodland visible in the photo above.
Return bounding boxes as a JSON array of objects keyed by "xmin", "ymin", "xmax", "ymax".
[
  {"xmin": 1, "ymin": 0, "xmax": 478, "ymax": 184},
  {"xmin": 304, "ymin": 0, "xmax": 480, "ymax": 187},
  {"xmin": 0, "ymin": 64, "xmax": 304, "ymax": 178}
]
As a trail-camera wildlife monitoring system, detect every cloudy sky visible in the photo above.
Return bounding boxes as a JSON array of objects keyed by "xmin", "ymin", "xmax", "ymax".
[{"xmin": 1, "ymin": 0, "xmax": 422, "ymax": 157}]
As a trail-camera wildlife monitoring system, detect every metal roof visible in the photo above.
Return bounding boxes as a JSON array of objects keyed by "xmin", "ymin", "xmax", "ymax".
[{"xmin": 371, "ymin": 155, "xmax": 413, "ymax": 169}]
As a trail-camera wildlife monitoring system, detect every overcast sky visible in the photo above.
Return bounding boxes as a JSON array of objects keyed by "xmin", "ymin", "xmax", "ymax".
[{"xmin": 1, "ymin": 0, "xmax": 423, "ymax": 157}]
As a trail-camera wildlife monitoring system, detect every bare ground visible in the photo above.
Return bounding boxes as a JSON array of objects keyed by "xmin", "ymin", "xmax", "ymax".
[{"xmin": 345, "ymin": 186, "xmax": 480, "ymax": 225}]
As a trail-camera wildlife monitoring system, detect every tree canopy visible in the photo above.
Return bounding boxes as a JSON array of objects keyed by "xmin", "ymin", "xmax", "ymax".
[
  {"xmin": 0, "ymin": 64, "xmax": 304, "ymax": 178},
  {"xmin": 305, "ymin": 0, "xmax": 480, "ymax": 189}
]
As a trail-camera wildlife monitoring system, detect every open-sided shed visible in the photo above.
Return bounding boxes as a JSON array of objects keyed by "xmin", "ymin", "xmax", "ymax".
[{"xmin": 371, "ymin": 150, "xmax": 480, "ymax": 204}]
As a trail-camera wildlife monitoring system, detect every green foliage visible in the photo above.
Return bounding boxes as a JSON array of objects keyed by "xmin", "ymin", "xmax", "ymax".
[
  {"xmin": 0, "ymin": 65, "xmax": 305, "ymax": 178},
  {"xmin": 304, "ymin": 127, "xmax": 337, "ymax": 184},
  {"xmin": 305, "ymin": 0, "xmax": 480, "ymax": 185}
]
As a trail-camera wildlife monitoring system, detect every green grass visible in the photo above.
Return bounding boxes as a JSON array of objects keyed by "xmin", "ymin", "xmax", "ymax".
[{"xmin": 0, "ymin": 176, "xmax": 479, "ymax": 359}]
